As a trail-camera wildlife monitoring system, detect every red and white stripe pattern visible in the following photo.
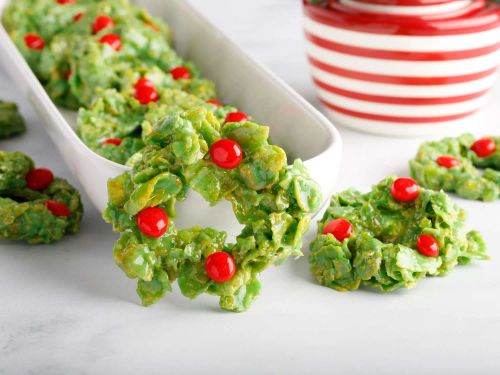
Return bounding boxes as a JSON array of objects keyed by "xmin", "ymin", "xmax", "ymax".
[{"xmin": 304, "ymin": 0, "xmax": 500, "ymax": 136}]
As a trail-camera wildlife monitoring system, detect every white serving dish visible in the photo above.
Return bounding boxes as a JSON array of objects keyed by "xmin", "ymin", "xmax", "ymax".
[{"xmin": 0, "ymin": 0, "xmax": 341, "ymax": 235}]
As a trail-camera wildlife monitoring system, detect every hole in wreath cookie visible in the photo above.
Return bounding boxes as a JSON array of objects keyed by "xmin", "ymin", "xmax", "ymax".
[{"xmin": 175, "ymin": 190, "xmax": 243, "ymax": 239}]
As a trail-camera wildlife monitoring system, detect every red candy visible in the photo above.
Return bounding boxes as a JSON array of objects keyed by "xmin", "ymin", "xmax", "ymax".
[
  {"xmin": 73, "ymin": 12, "xmax": 84, "ymax": 22},
  {"xmin": 323, "ymin": 218, "xmax": 352, "ymax": 242},
  {"xmin": 103, "ymin": 138, "xmax": 122, "ymax": 146},
  {"xmin": 436, "ymin": 156, "xmax": 460, "ymax": 169},
  {"xmin": 416, "ymin": 234, "xmax": 440, "ymax": 257},
  {"xmin": 135, "ymin": 77, "xmax": 154, "ymax": 88},
  {"xmin": 99, "ymin": 33, "xmax": 122, "ymax": 51},
  {"xmin": 24, "ymin": 34, "xmax": 45, "ymax": 50},
  {"xmin": 225, "ymin": 111, "xmax": 248, "ymax": 123},
  {"xmin": 206, "ymin": 99, "xmax": 222, "ymax": 107},
  {"xmin": 210, "ymin": 139, "xmax": 243, "ymax": 169},
  {"xmin": 26, "ymin": 168, "xmax": 54, "ymax": 191},
  {"xmin": 471, "ymin": 137, "xmax": 496, "ymax": 158},
  {"xmin": 45, "ymin": 200, "xmax": 71, "ymax": 217},
  {"xmin": 170, "ymin": 66, "xmax": 191, "ymax": 80},
  {"xmin": 205, "ymin": 252, "xmax": 236, "ymax": 282},
  {"xmin": 93, "ymin": 15, "xmax": 114, "ymax": 34},
  {"xmin": 137, "ymin": 207, "xmax": 169, "ymax": 238},
  {"xmin": 391, "ymin": 177, "xmax": 419, "ymax": 203},
  {"xmin": 134, "ymin": 78, "xmax": 158, "ymax": 105}
]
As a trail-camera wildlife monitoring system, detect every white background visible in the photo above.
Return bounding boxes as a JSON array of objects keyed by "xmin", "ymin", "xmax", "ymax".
[{"xmin": 1, "ymin": 1, "xmax": 499, "ymax": 374}]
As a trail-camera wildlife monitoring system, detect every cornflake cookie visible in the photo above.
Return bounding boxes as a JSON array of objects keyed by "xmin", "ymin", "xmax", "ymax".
[
  {"xmin": 77, "ymin": 87, "xmax": 235, "ymax": 164},
  {"xmin": 309, "ymin": 177, "xmax": 487, "ymax": 292},
  {"xmin": 0, "ymin": 101, "xmax": 26, "ymax": 138},
  {"xmin": 103, "ymin": 107, "xmax": 321, "ymax": 312},
  {"xmin": 410, "ymin": 134, "xmax": 500, "ymax": 201},
  {"xmin": 0, "ymin": 150, "xmax": 83, "ymax": 244}
]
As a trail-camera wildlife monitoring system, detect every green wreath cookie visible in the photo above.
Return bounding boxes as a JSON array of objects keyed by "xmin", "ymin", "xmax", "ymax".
[
  {"xmin": 0, "ymin": 101, "xmax": 26, "ymax": 138},
  {"xmin": 410, "ymin": 134, "xmax": 500, "ymax": 201},
  {"xmin": 309, "ymin": 177, "xmax": 487, "ymax": 292},
  {"xmin": 103, "ymin": 107, "xmax": 321, "ymax": 312},
  {"xmin": 77, "ymin": 87, "xmax": 235, "ymax": 164},
  {"xmin": 0, "ymin": 150, "xmax": 83, "ymax": 244}
]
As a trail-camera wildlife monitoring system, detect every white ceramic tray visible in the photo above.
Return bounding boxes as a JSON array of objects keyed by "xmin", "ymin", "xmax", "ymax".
[{"xmin": 0, "ymin": 0, "xmax": 342, "ymax": 234}]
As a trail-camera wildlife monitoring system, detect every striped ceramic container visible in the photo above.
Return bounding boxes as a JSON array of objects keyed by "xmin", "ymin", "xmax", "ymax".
[{"xmin": 303, "ymin": 0, "xmax": 500, "ymax": 136}]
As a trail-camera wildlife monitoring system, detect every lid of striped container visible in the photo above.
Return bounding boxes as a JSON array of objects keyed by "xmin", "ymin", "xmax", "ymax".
[
  {"xmin": 304, "ymin": 0, "xmax": 500, "ymax": 36},
  {"xmin": 344, "ymin": 0, "xmax": 459, "ymax": 5}
]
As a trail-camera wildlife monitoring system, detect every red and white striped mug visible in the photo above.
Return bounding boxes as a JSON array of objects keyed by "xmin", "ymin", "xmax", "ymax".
[{"xmin": 303, "ymin": 0, "xmax": 500, "ymax": 136}]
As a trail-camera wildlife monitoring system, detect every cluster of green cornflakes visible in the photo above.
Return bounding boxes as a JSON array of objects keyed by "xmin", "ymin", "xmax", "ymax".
[
  {"xmin": 2, "ymin": 0, "xmax": 215, "ymax": 109},
  {"xmin": 410, "ymin": 134, "xmax": 500, "ymax": 201},
  {"xmin": 309, "ymin": 177, "xmax": 487, "ymax": 292},
  {"xmin": 77, "ymin": 87, "xmax": 236, "ymax": 164},
  {"xmin": 103, "ymin": 107, "xmax": 322, "ymax": 312},
  {"xmin": 0, "ymin": 101, "xmax": 26, "ymax": 138},
  {"xmin": 0, "ymin": 150, "xmax": 83, "ymax": 244}
]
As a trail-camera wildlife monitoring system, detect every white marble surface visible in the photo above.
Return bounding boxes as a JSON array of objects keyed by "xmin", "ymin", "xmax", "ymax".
[{"xmin": 1, "ymin": 1, "xmax": 499, "ymax": 374}]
